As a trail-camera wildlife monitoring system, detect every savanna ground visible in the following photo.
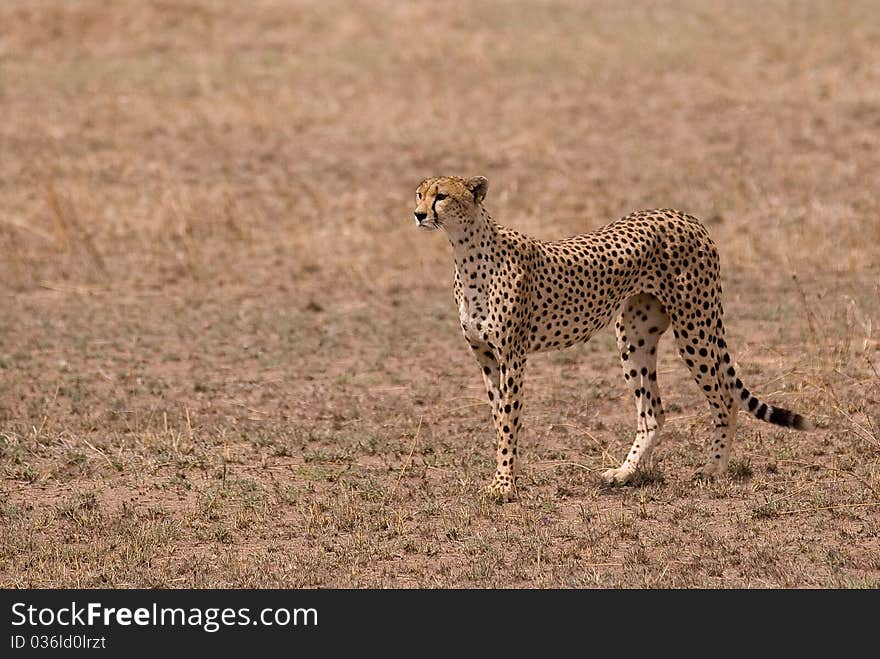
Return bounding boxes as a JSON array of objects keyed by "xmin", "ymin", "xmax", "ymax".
[{"xmin": 1, "ymin": 0, "xmax": 879, "ymax": 588}]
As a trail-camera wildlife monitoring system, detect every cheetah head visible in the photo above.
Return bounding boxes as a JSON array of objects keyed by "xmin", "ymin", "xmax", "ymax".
[{"xmin": 413, "ymin": 176, "xmax": 488, "ymax": 231}]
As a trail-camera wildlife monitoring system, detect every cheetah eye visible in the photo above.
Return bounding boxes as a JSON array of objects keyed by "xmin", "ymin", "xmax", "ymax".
[
  {"xmin": 435, "ymin": 193, "xmax": 448, "ymax": 201},
  {"xmin": 416, "ymin": 192, "xmax": 422, "ymax": 200}
]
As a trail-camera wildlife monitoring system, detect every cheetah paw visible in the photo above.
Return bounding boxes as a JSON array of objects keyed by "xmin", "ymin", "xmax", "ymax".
[
  {"xmin": 692, "ymin": 464, "xmax": 722, "ymax": 481},
  {"xmin": 601, "ymin": 467, "xmax": 635, "ymax": 486},
  {"xmin": 485, "ymin": 478, "xmax": 516, "ymax": 503}
]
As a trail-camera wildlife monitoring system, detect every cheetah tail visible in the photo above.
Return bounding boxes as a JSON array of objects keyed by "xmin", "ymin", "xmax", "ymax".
[{"xmin": 723, "ymin": 356, "xmax": 814, "ymax": 431}]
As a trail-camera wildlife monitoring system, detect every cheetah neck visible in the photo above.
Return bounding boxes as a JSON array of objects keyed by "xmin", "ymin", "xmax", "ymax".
[
  {"xmin": 446, "ymin": 208, "xmax": 499, "ymax": 327},
  {"xmin": 446, "ymin": 207, "xmax": 497, "ymax": 261}
]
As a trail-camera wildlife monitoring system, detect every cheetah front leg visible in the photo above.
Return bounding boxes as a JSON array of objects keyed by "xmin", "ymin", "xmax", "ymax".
[{"xmin": 474, "ymin": 349, "xmax": 525, "ymax": 502}]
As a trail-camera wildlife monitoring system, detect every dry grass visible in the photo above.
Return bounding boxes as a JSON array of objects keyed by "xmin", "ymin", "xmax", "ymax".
[{"xmin": 1, "ymin": 0, "xmax": 879, "ymax": 588}]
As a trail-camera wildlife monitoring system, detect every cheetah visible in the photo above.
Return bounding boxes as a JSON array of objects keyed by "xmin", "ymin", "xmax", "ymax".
[{"xmin": 413, "ymin": 175, "xmax": 813, "ymax": 502}]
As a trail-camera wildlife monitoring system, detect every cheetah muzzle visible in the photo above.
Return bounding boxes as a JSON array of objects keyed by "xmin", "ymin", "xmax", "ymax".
[{"xmin": 413, "ymin": 175, "xmax": 813, "ymax": 502}]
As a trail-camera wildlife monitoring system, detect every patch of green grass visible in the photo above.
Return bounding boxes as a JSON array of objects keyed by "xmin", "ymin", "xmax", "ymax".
[
  {"xmin": 728, "ymin": 457, "xmax": 753, "ymax": 481},
  {"xmin": 627, "ymin": 465, "xmax": 666, "ymax": 487},
  {"xmin": 5, "ymin": 463, "xmax": 40, "ymax": 484}
]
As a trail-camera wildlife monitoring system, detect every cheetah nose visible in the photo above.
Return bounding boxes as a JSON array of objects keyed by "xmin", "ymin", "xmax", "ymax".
[{"xmin": 414, "ymin": 211, "xmax": 428, "ymax": 223}]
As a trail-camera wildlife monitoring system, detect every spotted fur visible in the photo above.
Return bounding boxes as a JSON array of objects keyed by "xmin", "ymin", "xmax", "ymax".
[{"xmin": 414, "ymin": 175, "xmax": 813, "ymax": 501}]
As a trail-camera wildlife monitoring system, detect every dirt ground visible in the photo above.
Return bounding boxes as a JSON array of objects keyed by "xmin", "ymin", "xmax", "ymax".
[{"xmin": 1, "ymin": 0, "xmax": 879, "ymax": 588}]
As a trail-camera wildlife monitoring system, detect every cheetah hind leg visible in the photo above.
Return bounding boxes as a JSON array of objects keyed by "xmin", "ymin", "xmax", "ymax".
[
  {"xmin": 602, "ymin": 294, "xmax": 670, "ymax": 485},
  {"xmin": 672, "ymin": 314, "xmax": 738, "ymax": 480},
  {"xmin": 691, "ymin": 322, "xmax": 738, "ymax": 480}
]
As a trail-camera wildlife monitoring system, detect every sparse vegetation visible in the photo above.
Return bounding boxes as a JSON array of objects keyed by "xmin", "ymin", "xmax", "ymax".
[{"xmin": 1, "ymin": 0, "xmax": 879, "ymax": 587}]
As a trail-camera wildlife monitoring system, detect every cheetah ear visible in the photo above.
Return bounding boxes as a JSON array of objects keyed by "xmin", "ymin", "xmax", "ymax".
[{"xmin": 466, "ymin": 176, "xmax": 488, "ymax": 204}]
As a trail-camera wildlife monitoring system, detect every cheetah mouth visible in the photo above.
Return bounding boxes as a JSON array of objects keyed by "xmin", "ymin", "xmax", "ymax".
[{"xmin": 415, "ymin": 219, "xmax": 441, "ymax": 231}]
